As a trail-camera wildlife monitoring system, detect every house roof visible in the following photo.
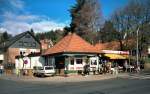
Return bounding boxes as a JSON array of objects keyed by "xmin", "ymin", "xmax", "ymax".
[
  {"xmin": 43, "ymin": 33, "xmax": 98, "ymax": 55},
  {"xmin": 95, "ymin": 39, "xmax": 138, "ymax": 52},
  {"xmin": 95, "ymin": 41, "xmax": 121, "ymax": 52},
  {"xmin": 0, "ymin": 31, "xmax": 40, "ymax": 49}
]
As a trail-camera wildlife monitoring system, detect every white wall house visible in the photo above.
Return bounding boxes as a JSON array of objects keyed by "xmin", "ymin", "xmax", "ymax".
[
  {"xmin": 15, "ymin": 56, "xmax": 44, "ymax": 69},
  {"xmin": 66, "ymin": 56, "xmax": 99, "ymax": 71},
  {"xmin": 67, "ymin": 57, "xmax": 86, "ymax": 71}
]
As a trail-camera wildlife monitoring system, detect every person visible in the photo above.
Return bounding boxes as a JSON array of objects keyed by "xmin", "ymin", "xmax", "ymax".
[
  {"xmin": 103, "ymin": 61, "xmax": 107, "ymax": 74},
  {"xmin": 124, "ymin": 60, "xmax": 128, "ymax": 72},
  {"xmin": 84, "ymin": 64, "xmax": 90, "ymax": 76},
  {"xmin": 0, "ymin": 65, "xmax": 4, "ymax": 75},
  {"xmin": 92, "ymin": 67, "xmax": 96, "ymax": 75},
  {"xmin": 16, "ymin": 69, "xmax": 20, "ymax": 77},
  {"xmin": 0, "ymin": 65, "xmax": 2, "ymax": 75},
  {"xmin": 114, "ymin": 63, "xmax": 118, "ymax": 75}
]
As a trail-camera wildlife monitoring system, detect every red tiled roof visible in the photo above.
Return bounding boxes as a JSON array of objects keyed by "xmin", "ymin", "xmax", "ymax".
[
  {"xmin": 95, "ymin": 41, "xmax": 121, "ymax": 52},
  {"xmin": 43, "ymin": 33, "xmax": 98, "ymax": 55}
]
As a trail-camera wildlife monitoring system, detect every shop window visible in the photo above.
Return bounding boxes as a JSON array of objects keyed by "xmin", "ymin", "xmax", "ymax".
[
  {"xmin": 70, "ymin": 58, "xmax": 74, "ymax": 65},
  {"xmin": 76, "ymin": 59, "xmax": 82, "ymax": 64},
  {"xmin": 91, "ymin": 60, "xmax": 97, "ymax": 65}
]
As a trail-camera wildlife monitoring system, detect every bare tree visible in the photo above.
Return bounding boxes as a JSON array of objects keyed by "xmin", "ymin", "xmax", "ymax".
[
  {"xmin": 111, "ymin": 0, "xmax": 150, "ymax": 51},
  {"xmin": 70, "ymin": 0, "xmax": 103, "ymax": 43}
]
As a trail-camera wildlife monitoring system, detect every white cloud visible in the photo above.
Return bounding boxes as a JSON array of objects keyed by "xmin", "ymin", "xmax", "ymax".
[
  {"xmin": 31, "ymin": 21, "xmax": 66, "ymax": 32},
  {"xmin": 2, "ymin": 11, "xmax": 41, "ymax": 22},
  {"xmin": 1, "ymin": 21, "xmax": 31, "ymax": 34},
  {"xmin": 9, "ymin": 0, "xmax": 24, "ymax": 9},
  {"xmin": 0, "ymin": 1, "xmax": 69, "ymax": 35},
  {"xmin": 0, "ymin": 19, "xmax": 67, "ymax": 35},
  {"xmin": 0, "ymin": 28, "xmax": 7, "ymax": 32}
]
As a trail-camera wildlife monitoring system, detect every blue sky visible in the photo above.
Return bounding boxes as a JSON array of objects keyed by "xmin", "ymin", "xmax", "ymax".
[{"xmin": 0, "ymin": 0, "xmax": 129, "ymax": 35}]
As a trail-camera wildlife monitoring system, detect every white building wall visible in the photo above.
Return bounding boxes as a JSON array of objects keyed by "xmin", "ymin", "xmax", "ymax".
[
  {"xmin": 148, "ymin": 47, "xmax": 150, "ymax": 54},
  {"xmin": 67, "ymin": 56, "xmax": 99, "ymax": 71},
  {"xmin": 15, "ymin": 56, "xmax": 44, "ymax": 69},
  {"xmin": 67, "ymin": 57, "xmax": 87, "ymax": 71},
  {"xmin": 89, "ymin": 57, "xmax": 99, "ymax": 71},
  {"xmin": 0, "ymin": 54, "xmax": 4, "ymax": 60}
]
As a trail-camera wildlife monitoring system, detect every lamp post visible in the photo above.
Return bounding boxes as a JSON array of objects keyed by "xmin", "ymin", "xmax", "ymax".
[{"xmin": 136, "ymin": 28, "xmax": 140, "ymax": 71}]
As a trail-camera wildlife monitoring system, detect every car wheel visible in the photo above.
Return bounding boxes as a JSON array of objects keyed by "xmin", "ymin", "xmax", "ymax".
[
  {"xmin": 41, "ymin": 74, "xmax": 44, "ymax": 77},
  {"xmin": 33, "ymin": 73, "xmax": 37, "ymax": 77}
]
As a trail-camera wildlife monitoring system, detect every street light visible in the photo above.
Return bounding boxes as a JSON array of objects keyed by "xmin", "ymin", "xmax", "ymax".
[{"xmin": 136, "ymin": 28, "xmax": 140, "ymax": 71}]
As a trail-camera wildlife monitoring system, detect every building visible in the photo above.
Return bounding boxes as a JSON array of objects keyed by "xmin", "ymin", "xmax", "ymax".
[
  {"xmin": 40, "ymin": 39, "xmax": 53, "ymax": 52},
  {"xmin": 94, "ymin": 42, "xmax": 129, "ymax": 70},
  {"xmin": 43, "ymin": 33, "xmax": 99, "ymax": 75},
  {"xmin": 15, "ymin": 53, "xmax": 44, "ymax": 70},
  {"xmin": 0, "ymin": 31, "xmax": 41, "ymax": 73}
]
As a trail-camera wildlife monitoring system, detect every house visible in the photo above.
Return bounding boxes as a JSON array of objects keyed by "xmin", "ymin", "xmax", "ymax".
[
  {"xmin": 40, "ymin": 39, "xmax": 53, "ymax": 52},
  {"xmin": 0, "ymin": 31, "xmax": 41, "ymax": 73},
  {"xmin": 43, "ymin": 33, "xmax": 99, "ymax": 75},
  {"xmin": 94, "ymin": 42, "xmax": 129, "ymax": 68},
  {"xmin": 15, "ymin": 53, "xmax": 44, "ymax": 70},
  {"xmin": 95, "ymin": 41, "xmax": 129, "ymax": 59}
]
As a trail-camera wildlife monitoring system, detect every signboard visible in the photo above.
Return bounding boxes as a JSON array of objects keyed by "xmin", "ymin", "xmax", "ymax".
[
  {"xmin": 23, "ymin": 57, "xmax": 28, "ymax": 64},
  {"xmin": 24, "ymin": 60, "xmax": 28, "ymax": 64},
  {"xmin": 102, "ymin": 50, "xmax": 129, "ymax": 55}
]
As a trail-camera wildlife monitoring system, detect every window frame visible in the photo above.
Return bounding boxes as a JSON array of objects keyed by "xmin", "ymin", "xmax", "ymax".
[{"xmin": 76, "ymin": 58, "xmax": 83, "ymax": 65}]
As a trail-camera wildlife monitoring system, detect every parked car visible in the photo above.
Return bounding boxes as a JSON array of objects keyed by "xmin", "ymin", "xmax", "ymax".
[{"xmin": 33, "ymin": 66, "xmax": 55, "ymax": 77}]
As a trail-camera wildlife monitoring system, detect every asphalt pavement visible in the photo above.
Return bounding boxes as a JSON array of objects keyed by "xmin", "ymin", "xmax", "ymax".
[{"xmin": 0, "ymin": 76, "xmax": 150, "ymax": 94}]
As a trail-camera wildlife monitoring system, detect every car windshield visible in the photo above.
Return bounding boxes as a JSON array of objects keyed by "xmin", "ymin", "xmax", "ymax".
[
  {"xmin": 34, "ymin": 66, "xmax": 43, "ymax": 70},
  {"xmin": 45, "ymin": 66, "xmax": 53, "ymax": 70},
  {"xmin": 38, "ymin": 67, "xmax": 44, "ymax": 70}
]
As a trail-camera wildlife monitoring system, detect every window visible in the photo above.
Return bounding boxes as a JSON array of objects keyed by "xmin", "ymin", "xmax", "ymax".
[
  {"xmin": 45, "ymin": 66, "xmax": 53, "ymax": 70},
  {"xmin": 29, "ymin": 43, "xmax": 33, "ymax": 47},
  {"xmin": 32, "ymin": 42, "xmax": 36, "ymax": 47},
  {"xmin": 23, "ymin": 42, "xmax": 28, "ymax": 47},
  {"xmin": 18, "ymin": 41, "xmax": 23, "ymax": 46},
  {"xmin": 76, "ymin": 59, "xmax": 82, "ymax": 64},
  {"xmin": 25, "ymin": 34, "xmax": 31, "ymax": 38},
  {"xmin": 70, "ymin": 58, "xmax": 74, "ymax": 65},
  {"xmin": 20, "ymin": 51, "xmax": 26, "ymax": 56},
  {"xmin": 91, "ymin": 60, "xmax": 97, "ymax": 65}
]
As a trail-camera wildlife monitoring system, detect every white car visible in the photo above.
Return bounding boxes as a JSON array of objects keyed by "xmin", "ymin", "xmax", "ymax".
[{"xmin": 33, "ymin": 66, "xmax": 55, "ymax": 77}]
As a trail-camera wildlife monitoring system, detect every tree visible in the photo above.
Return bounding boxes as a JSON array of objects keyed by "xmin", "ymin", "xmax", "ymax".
[
  {"xmin": 111, "ymin": 0, "xmax": 150, "ymax": 53},
  {"xmin": 30, "ymin": 28, "xmax": 35, "ymax": 35},
  {"xmin": 98, "ymin": 21, "xmax": 120, "ymax": 43},
  {"xmin": 63, "ymin": 26, "xmax": 71, "ymax": 36},
  {"xmin": 35, "ymin": 29, "xmax": 64, "ymax": 45},
  {"xmin": 0, "ymin": 31, "xmax": 12, "ymax": 43},
  {"xmin": 70, "ymin": 0, "xmax": 103, "ymax": 43}
]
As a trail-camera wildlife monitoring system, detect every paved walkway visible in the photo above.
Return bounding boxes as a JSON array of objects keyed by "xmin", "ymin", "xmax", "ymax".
[
  {"xmin": 0, "ymin": 73, "xmax": 120, "ymax": 83},
  {"xmin": 1, "ymin": 72, "xmax": 149, "ymax": 83}
]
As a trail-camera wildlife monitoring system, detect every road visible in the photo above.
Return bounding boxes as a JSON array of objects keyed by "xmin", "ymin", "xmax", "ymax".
[{"xmin": 0, "ymin": 78, "xmax": 150, "ymax": 94}]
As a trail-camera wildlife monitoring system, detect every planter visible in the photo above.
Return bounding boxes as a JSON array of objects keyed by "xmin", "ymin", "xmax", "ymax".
[{"xmin": 28, "ymin": 69, "xmax": 33, "ymax": 76}]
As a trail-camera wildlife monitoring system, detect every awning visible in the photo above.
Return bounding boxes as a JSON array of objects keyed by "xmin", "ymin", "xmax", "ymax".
[{"xmin": 104, "ymin": 54, "xmax": 128, "ymax": 59}]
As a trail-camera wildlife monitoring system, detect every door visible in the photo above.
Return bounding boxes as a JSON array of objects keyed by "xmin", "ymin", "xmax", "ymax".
[{"xmin": 55, "ymin": 56, "xmax": 65, "ymax": 75}]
